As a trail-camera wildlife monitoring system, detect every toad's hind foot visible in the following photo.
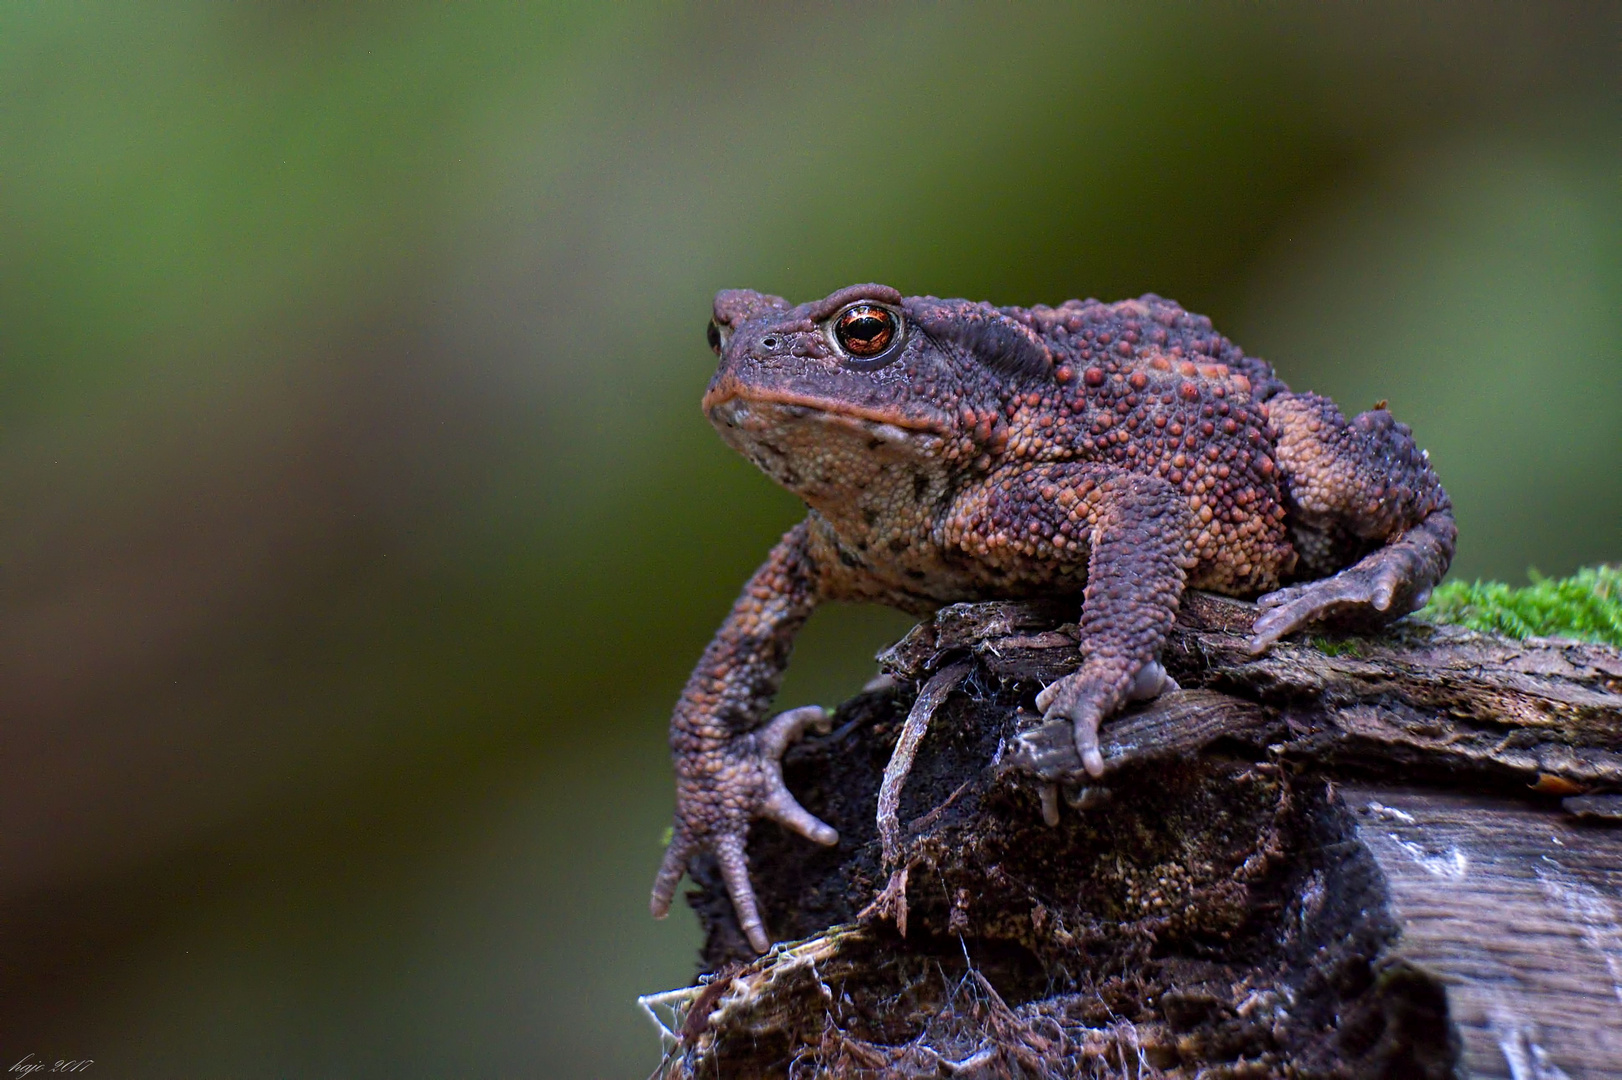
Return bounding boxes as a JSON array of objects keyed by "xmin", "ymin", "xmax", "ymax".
[
  {"xmin": 1249, "ymin": 512, "xmax": 1455, "ymax": 654},
  {"xmin": 649, "ymin": 705, "xmax": 837, "ymax": 953}
]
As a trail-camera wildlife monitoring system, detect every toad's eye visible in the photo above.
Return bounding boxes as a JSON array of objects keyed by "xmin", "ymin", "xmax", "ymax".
[
  {"xmin": 833, "ymin": 304, "xmax": 898, "ymax": 359},
  {"xmin": 706, "ymin": 320, "xmax": 725, "ymax": 355}
]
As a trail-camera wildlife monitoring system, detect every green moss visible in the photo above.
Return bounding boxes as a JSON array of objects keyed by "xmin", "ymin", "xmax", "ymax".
[
  {"xmin": 1418, "ymin": 565, "xmax": 1622, "ymax": 646},
  {"xmin": 1310, "ymin": 635, "xmax": 1368, "ymax": 657}
]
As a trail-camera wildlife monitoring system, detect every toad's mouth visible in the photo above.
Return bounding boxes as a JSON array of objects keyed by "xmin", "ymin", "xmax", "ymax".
[
  {"xmin": 703, "ymin": 383, "xmax": 949, "ymax": 438},
  {"xmin": 705, "ymin": 390, "xmax": 950, "ymax": 505}
]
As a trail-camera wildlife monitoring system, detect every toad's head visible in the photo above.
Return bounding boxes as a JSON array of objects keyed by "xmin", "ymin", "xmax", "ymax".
[{"xmin": 702, "ymin": 283, "xmax": 1052, "ymax": 504}]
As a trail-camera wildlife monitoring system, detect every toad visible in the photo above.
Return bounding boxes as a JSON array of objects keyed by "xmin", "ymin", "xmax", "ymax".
[{"xmin": 651, "ymin": 283, "xmax": 1455, "ymax": 952}]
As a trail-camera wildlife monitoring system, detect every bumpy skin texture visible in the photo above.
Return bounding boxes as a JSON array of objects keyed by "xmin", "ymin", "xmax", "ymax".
[{"xmin": 650, "ymin": 284, "xmax": 1455, "ymax": 952}]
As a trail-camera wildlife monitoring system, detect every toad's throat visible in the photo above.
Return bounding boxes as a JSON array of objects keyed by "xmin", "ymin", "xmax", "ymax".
[{"xmin": 706, "ymin": 392, "xmax": 953, "ymax": 518}]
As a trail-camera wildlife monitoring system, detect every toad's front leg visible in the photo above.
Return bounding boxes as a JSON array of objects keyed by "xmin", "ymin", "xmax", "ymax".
[
  {"xmin": 649, "ymin": 521, "xmax": 838, "ymax": 954},
  {"xmin": 956, "ymin": 467, "xmax": 1195, "ymax": 779}
]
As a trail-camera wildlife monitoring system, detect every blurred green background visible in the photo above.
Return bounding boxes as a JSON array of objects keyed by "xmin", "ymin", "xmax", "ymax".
[{"xmin": 1, "ymin": 3, "xmax": 1617, "ymax": 1075}]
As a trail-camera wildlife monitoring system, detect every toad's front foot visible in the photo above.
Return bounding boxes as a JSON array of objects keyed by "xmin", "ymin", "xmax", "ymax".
[
  {"xmin": 1024, "ymin": 659, "xmax": 1176, "ymax": 779},
  {"xmin": 649, "ymin": 705, "xmax": 837, "ymax": 953}
]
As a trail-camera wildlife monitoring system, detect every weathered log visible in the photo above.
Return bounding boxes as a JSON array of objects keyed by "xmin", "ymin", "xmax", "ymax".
[{"xmin": 644, "ymin": 593, "xmax": 1622, "ymax": 1078}]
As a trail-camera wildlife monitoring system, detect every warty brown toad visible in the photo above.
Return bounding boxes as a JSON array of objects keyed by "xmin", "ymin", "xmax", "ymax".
[{"xmin": 651, "ymin": 283, "xmax": 1455, "ymax": 953}]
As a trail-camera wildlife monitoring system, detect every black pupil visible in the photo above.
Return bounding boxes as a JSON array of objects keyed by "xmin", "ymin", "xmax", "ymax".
[
  {"xmin": 706, "ymin": 321, "xmax": 722, "ymax": 354},
  {"xmin": 837, "ymin": 306, "xmax": 894, "ymax": 357}
]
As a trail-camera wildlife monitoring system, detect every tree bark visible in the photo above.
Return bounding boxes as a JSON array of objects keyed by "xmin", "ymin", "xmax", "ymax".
[{"xmin": 645, "ymin": 593, "xmax": 1622, "ymax": 1079}]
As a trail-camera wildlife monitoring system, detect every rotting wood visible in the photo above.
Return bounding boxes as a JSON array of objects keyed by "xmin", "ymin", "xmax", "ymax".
[
  {"xmin": 1341, "ymin": 786, "xmax": 1622, "ymax": 1078},
  {"xmin": 651, "ymin": 592, "xmax": 1622, "ymax": 1079}
]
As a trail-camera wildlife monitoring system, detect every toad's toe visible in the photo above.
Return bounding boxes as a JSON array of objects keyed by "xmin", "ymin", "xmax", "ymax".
[
  {"xmin": 1126, "ymin": 660, "xmax": 1177, "ymax": 702},
  {"xmin": 755, "ymin": 705, "xmax": 839, "ymax": 845},
  {"xmin": 1037, "ymin": 678, "xmax": 1112, "ymax": 779}
]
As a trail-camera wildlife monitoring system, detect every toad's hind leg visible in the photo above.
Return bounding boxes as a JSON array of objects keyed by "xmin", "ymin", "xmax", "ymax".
[{"xmin": 1250, "ymin": 393, "xmax": 1455, "ymax": 653}]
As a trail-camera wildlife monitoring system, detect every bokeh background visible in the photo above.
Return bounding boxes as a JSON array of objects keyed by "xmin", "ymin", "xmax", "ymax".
[{"xmin": 2, "ymin": 3, "xmax": 1618, "ymax": 1075}]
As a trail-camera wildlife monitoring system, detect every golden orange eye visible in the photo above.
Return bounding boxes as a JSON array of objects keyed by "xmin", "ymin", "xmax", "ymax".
[{"xmin": 834, "ymin": 304, "xmax": 897, "ymax": 358}]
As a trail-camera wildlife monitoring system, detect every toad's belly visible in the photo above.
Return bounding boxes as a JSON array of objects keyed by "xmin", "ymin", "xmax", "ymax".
[
  {"xmin": 806, "ymin": 511, "xmax": 1090, "ymax": 613},
  {"xmin": 807, "ymin": 495, "xmax": 1295, "ymax": 614}
]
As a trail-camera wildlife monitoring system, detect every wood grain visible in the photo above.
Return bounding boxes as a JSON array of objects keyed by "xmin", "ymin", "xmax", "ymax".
[{"xmin": 1346, "ymin": 786, "xmax": 1622, "ymax": 1079}]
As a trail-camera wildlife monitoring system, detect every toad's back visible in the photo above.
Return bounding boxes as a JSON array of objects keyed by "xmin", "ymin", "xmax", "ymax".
[{"xmin": 954, "ymin": 294, "xmax": 1297, "ymax": 596}]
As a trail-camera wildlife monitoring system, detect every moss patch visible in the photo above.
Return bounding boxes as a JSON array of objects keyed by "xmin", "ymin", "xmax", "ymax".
[
  {"xmin": 1311, "ymin": 635, "xmax": 1368, "ymax": 658},
  {"xmin": 1419, "ymin": 565, "xmax": 1622, "ymax": 647}
]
